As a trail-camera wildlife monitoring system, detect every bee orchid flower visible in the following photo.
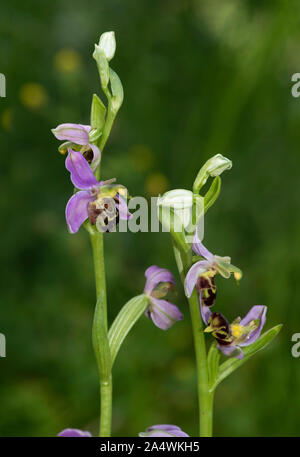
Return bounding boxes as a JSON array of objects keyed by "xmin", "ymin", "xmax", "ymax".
[
  {"xmin": 204, "ymin": 306, "xmax": 267, "ymax": 359},
  {"xmin": 52, "ymin": 123, "xmax": 101, "ymax": 171},
  {"xmin": 65, "ymin": 148, "xmax": 131, "ymax": 234},
  {"xmin": 184, "ymin": 229, "xmax": 242, "ymax": 323},
  {"xmin": 144, "ymin": 266, "xmax": 183, "ymax": 330}
]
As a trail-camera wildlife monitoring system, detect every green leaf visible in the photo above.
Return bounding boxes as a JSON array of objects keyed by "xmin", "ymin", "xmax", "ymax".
[
  {"xmin": 92, "ymin": 291, "xmax": 111, "ymax": 380},
  {"xmin": 204, "ymin": 176, "xmax": 221, "ymax": 214},
  {"xmin": 209, "ymin": 324, "xmax": 282, "ymax": 392},
  {"xmin": 108, "ymin": 294, "xmax": 149, "ymax": 366},
  {"xmin": 207, "ymin": 341, "xmax": 220, "ymax": 388},
  {"xmin": 90, "ymin": 93, "xmax": 106, "ymax": 131},
  {"xmin": 109, "ymin": 68, "xmax": 124, "ymax": 113}
]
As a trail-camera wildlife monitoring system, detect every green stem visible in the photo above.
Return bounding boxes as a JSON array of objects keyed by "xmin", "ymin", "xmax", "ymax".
[
  {"xmin": 99, "ymin": 377, "xmax": 112, "ymax": 437},
  {"xmin": 90, "ymin": 231, "xmax": 107, "ymax": 326},
  {"xmin": 90, "ymin": 230, "xmax": 112, "ymax": 437},
  {"xmin": 173, "ymin": 243, "xmax": 213, "ymax": 437},
  {"xmin": 95, "ymin": 89, "xmax": 116, "ymax": 181},
  {"xmin": 188, "ymin": 290, "xmax": 213, "ymax": 437}
]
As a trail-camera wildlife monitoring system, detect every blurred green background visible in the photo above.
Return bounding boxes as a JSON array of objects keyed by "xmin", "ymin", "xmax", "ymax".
[{"xmin": 1, "ymin": 0, "xmax": 299, "ymax": 437}]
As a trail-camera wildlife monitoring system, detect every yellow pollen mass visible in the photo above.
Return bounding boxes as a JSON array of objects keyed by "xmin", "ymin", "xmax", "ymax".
[
  {"xmin": 234, "ymin": 271, "xmax": 242, "ymax": 281},
  {"xmin": 231, "ymin": 324, "xmax": 244, "ymax": 339}
]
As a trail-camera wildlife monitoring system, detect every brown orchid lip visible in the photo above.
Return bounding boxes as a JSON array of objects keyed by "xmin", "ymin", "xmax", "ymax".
[
  {"xmin": 196, "ymin": 275, "xmax": 214, "ymax": 291},
  {"xmin": 202, "ymin": 288, "xmax": 216, "ymax": 307},
  {"xmin": 83, "ymin": 148, "xmax": 94, "ymax": 163},
  {"xmin": 88, "ymin": 196, "xmax": 120, "ymax": 232}
]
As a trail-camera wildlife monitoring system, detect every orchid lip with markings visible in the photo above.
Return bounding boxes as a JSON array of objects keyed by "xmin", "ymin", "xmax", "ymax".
[
  {"xmin": 204, "ymin": 305, "xmax": 267, "ymax": 359},
  {"xmin": 144, "ymin": 266, "xmax": 183, "ymax": 330},
  {"xmin": 52, "ymin": 123, "xmax": 101, "ymax": 172},
  {"xmin": 64, "ymin": 148, "xmax": 131, "ymax": 234}
]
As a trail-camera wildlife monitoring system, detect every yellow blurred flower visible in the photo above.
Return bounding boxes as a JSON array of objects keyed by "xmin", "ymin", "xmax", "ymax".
[
  {"xmin": 54, "ymin": 48, "xmax": 82, "ymax": 73},
  {"xmin": 129, "ymin": 144, "xmax": 154, "ymax": 172},
  {"xmin": 19, "ymin": 83, "xmax": 48, "ymax": 110},
  {"xmin": 145, "ymin": 172, "xmax": 169, "ymax": 196},
  {"xmin": 1, "ymin": 108, "xmax": 12, "ymax": 131}
]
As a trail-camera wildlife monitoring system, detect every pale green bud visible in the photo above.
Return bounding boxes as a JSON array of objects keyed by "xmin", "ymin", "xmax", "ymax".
[{"xmin": 193, "ymin": 154, "xmax": 232, "ymax": 193}]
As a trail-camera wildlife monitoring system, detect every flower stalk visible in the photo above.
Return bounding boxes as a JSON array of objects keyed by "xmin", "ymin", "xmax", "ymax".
[
  {"xmin": 188, "ymin": 289, "xmax": 213, "ymax": 437},
  {"xmin": 173, "ymin": 243, "xmax": 213, "ymax": 437},
  {"xmin": 90, "ymin": 229, "xmax": 112, "ymax": 437}
]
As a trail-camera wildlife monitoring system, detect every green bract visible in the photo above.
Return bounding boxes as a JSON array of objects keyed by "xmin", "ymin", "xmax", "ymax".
[
  {"xmin": 109, "ymin": 68, "xmax": 124, "ymax": 113},
  {"xmin": 90, "ymin": 93, "xmax": 106, "ymax": 132},
  {"xmin": 93, "ymin": 46, "xmax": 110, "ymax": 89}
]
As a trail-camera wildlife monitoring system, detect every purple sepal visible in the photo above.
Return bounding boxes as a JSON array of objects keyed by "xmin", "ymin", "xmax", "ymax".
[
  {"xmin": 239, "ymin": 305, "xmax": 267, "ymax": 347},
  {"xmin": 147, "ymin": 297, "xmax": 183, "ymax": 330},
  {"xmin": 144, "ymin": 266, "xmax": 175, "ymax": 295},
  {"xmin": 65, "ymin": 190, "xmax": 93, "ymax": 234},
  {"xmin": 116, "ymin": 194, "xmax": 132, "ymax": 220},
  {"xmin": 89, "ymin": 143, "xmax": 101, "ymax": 171},
  {"xmin": 218, "ymin": 344, "xmax": 244, "ymax": 359},
  {"xmin": 58, "ymin": 428, "xmax": 92, "ymax": 437},
  {"xmin": 184, "ymin": 260, "xmax": 210, "ymax": 298},
  {"xmin": 52, "ymin": 123, "xmax": 91, "ymax": 145},
  {"xmin": 192, "ymin": 228, "xmax": 214, "ymax": 261},
  {"xmin": 140, "ymin": 424, "xmax": 189, "ymax": 437},
  {"xmin": 65, "ymin": 148, "xmax": 99, "ymax": 190}
]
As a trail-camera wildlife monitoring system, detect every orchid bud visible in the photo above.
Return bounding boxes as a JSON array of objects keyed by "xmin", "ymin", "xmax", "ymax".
[
  {"xmin": 193, "ymin": 154, "xmax": 232, "ymax": 193},
  {"xmin": 98, "ymin": 31, "xmax": 116, "ymax": 61},
  {"xmin": 157, "ymin": 189, "xmax": 204, "ymax": 247},
  {"xmin": 157, "ymin": 189, "xmax": 194, "ymax": 233}
]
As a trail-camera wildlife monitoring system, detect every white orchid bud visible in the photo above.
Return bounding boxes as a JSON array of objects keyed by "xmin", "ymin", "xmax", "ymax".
[
  {"xmin": 158, "ymin": 189, "xmax": 193, "ymax": 231},
  {"xmin": 157, "ymin": 189, "xmax": 204, "ymax": 246},
  {"xmin": 98, "ymin": 31, "xmax": 116, "ymax": 61}
]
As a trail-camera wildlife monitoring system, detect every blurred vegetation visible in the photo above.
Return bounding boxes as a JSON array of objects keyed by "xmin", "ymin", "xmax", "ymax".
[{"xmin": 1, "ymin": 0, "xmax": 300, "ymax": 436}]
